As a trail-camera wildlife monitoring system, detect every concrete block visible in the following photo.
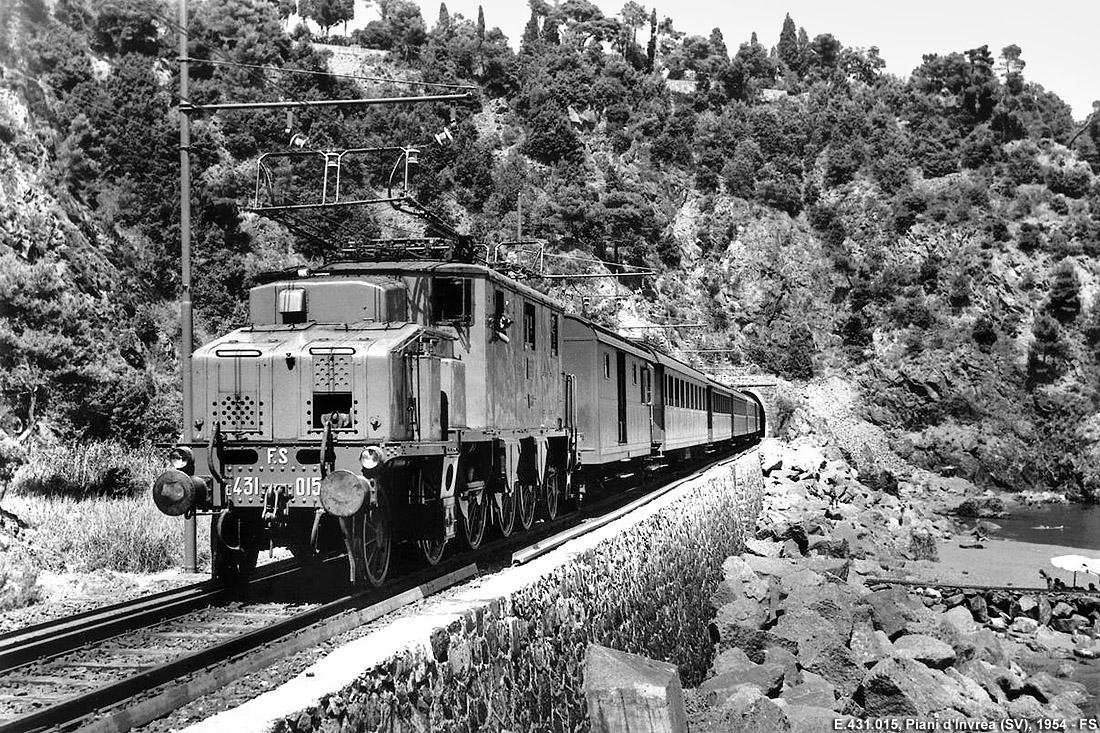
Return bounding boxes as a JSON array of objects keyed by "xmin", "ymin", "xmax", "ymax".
[{"xmin": 583, "ymin": 643, "xmax": 688, "ymax": 733}]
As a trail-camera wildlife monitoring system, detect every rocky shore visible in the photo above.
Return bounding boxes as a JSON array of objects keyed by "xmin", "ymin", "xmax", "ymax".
[{"xmin": 686, "ymin": 437, "xmax": 1100, "ymax": 730}]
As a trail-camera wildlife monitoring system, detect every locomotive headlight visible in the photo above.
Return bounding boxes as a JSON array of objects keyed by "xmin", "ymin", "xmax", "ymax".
[
  {"xmin": 359, "ymin": 446, "xmax": 384, "ymax": 471},
  {"xmin": 169, "ymin": 446, "xmax": 194, "ymax": 473}
]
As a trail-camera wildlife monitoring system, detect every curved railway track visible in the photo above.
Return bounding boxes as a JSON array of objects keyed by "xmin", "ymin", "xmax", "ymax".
[{"xmin": 0, "ymin": 446, "xmax": 753, "ymax": 733}]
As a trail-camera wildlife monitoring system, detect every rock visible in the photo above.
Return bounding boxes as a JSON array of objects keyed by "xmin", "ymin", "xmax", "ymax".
[
  {"xmin": 808, "ymin": 537, "xmax": 850, "ymax": 559},
  {"xmin": 850, "ymin": 621, "xmax": 890, "ymax": 667},
  {"xmin": 583, "ymin": 644, "xmax": 688, "ymax": 733},
  {"xmin": 1038, "ymin": 596, "xmax": 1053, "ymax": 626},
  {"xmin": 1054, "ymin": 613, "xmax": 1090, "ymax": 634},
  {"xmin": 1010, "ymin": 617, "xmax": 1039, "ymax": 634},
  {"xmin": 708, "ymin": 649, "xmax": 786, "ymax": 697},
  {"xmin": 780, "ymin": 540, "xmax": 803, "ymax": 557},
  {"xmin": 891, "ymin": 634, "xmax": 957, "ymax": 669},
  {"xmin": 1055, "ymin": 662, "xmax": 1076, "ymax": 678},
  {"xmin": 744, "ymin": 538, "xmax": 782, "ymax": 558},
  {"xmin": 763, "ymin": 647, "xmax": 800, "ymax": 687},
  {"xmin": 1030, "ymin": 626, "xmax": 1075, "ymax": 653},
  {"xmin": 762, "ymin": 458, "xmax": 783, "ymax": 477},
  {"xmin": 1005, "ymin": 694, "xmax": 1045, "ymax": 720},
  {"xmin": 785, "ymin": 705, "xmax": 849, "ymax": 733},
  {"xmin": 735, "ymin": 696, "xmax": 790, "ymax": 733},
  {"xmin": 780, "ymin": 671, "xmax": 837, "ymax": 710},
  {"xmin": 1023, "ymin": 671, "xmax": 1088, "ymax": 706},
  {"xmin": 1017, "ymin": 595, "xmax": 1038, "ymax": 614},
  {"xmin": 968, "ymin": 593, "xmax": 990, "ymax": 623},
  {"xmin": 865, "ymin": 588, "xmax": 937, "ymax": 640},
  {"xmin": 713, "ymin": 683, "xmax": 766, "ymax": 718},
  {"xmin": 1051, "ymin": 601, "xmax": 1075, "ymax": 618},
  {"xmin": 942, "ymin": 606, "xmax": 979, "ymax": 634},
  {"xmin": 956, "ymin": 660, "xmax": 1022, "ymax": 703},
  {"xmin": 855, "ymin": 657, "xmax": 948, "ymax": 716},
  {"xmin": 952, "ymin": 496, "xmax": 1006, "ymax": 517},
  {"xmin": 1073, "ymin": 646, "xmax": 1100, "ymax": 659},
  {"xmin": 798, "ymin": 634, "xmax": 865, "ymax": 697},
  {"xmin": 714, "ymin": 597, "xmax": 770, "ymax": 633}
]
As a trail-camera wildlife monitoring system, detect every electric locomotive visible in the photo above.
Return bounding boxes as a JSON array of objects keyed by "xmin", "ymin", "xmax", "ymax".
[{"xmin": 152, "ymin": 242, "xmax": 764, "ymax": 586}]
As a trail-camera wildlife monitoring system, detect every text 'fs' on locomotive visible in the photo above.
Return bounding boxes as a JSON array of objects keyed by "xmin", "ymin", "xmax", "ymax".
[{"xmin": 152, "ymin": 249, "xmax": 764, "ymax": 586}]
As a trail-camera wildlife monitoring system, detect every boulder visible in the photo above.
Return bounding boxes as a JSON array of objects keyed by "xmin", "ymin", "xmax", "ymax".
[
  {"xmin": 780, "ymin": 671, "xmax": 837, "ymax": 710},
  {"xmin": 583, "ymin": 644, "xmax": 688, "ymax": 733},
  {"xmin": 763, "ymin": 647, "xmax": 800, "ymax": 687},
  {"xmin": 1005, "ymin": 694, "xmax": 1045, "ymax": 720},
  {"xmin": 1010, "ymin": 616, "xmax": 1039, "ymax": 634},
  {"xmin": 744, "ymin": 537, "xmax": 782, "ymax": 558},
  {"xmin": 708, "ymin": 648, "xmax": 786, "ymax": 698},
  {"xmin": 956, "ymin": 660, "xmax": 1022, "ymax": 703},
  {"xmin": 798, "ymin": 633, "xmax": 866, "ymax": 697},
  {"xmin": 850, "ymin": 621, "xmax": 890, "ymax": 668},
  {"xmin": 808, "ymin": 537, "xmax": 850, "ymax": 559},
  {"xmin": 855, "ymin": 657, "xmax": 949, "ymax": 716},
  {"xmin": 864, "ymin": 588, "xmax": 937, "ymax": 639},
  {"xmin": 733, "ymin": 696, "xmax": 790, "ymax": 733},
  {"xmin": 891, "ymin": 633, "xmax": 957, "ymax": 669},
  {"xmin": 785, "ymin": 705, "xmax": 849, "ymax": 733},
  {"xmin": 941, "ymin": 606, "xmax": 979, "ymax": 634}
]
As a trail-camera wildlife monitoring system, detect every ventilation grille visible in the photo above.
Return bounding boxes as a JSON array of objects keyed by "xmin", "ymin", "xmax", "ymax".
[
  {"xmin": 313, "ymin": 355, "xmax": 352, "ymax": 391},
  {"xmin": 215, "ymin": 392, "xmax": 261, "ymax": 432}
]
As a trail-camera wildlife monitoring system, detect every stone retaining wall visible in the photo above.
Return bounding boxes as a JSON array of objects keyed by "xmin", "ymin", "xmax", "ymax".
[{"xmin": 278, "ymin": 452, "xmax": 764, "ymax": 733}]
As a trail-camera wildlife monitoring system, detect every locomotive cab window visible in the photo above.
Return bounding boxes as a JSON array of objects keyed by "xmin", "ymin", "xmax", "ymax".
[
  {"xmin": 523, "ymin": 302, "xmax": 536, "ymax": 349},
  {"xmin": 431, "ymin": 277, "xmax": 473, "ymax": 325}
]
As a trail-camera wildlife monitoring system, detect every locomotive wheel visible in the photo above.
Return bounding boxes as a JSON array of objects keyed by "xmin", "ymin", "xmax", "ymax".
[
  {"xmin": 461, "ymin": 486, "xmax": 488, "ymax": 549},
  {"xmin": 516, "ymin": 481, "xmax": 536, "ymax": 531},
  {"xmin": 419, "ymin": 506, "xmax": 447, "ymax": 566},
  {"xmin": 360, "ymin": 481, "xmax": 392, "ymax": 587},
  {"xmin": 542, "ymin": 466, "xmax": 561, "ymax": 521},
  {"xmin": 496, "ymin": 480, "xmax": 517, "ymax": 537}
]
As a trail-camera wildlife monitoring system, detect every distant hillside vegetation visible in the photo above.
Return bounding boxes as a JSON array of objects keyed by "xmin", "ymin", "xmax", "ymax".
[{"xmin": 1, "ymin": 0, "xmax": 1099, "ymax": 497}]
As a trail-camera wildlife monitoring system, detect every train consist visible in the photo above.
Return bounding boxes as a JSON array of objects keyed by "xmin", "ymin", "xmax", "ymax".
[{"xmin": 152, "ymin": 247, "xmax": 764, "ymax": 585}]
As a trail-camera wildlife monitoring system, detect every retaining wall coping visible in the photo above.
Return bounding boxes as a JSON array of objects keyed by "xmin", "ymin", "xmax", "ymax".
[{"xmin": 181, "ymin": 453, "xmax": 754, "ymax": 733}]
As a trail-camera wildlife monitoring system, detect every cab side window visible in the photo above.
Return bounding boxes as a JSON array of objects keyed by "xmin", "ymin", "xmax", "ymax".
[{"xmin": 431, "ymin": 278, "xmax": 472, "ymax": 325}]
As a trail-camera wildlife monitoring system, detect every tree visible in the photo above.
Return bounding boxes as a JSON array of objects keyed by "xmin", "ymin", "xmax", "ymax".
[
  {"xmin": 1027, "ymin": 315, "xmax": 1068, "ymax": 386},
  {"xmin": 776, "ymin": 13, "xmax": 801, "ymax": 74},
  {"xmin": 619, "ymin": 1, "xmax": 646, "ymax": 45},
  {"xmin": 299, "ymin": 0, "xmax": 354, "ymax": 38},
  {"xmin": 476, "ymin": 5, "xmax": 484, "ymax": 40},
  {"xmin": 1047, "ymin": 261, "xmax": 1082, "ymax": 323}
]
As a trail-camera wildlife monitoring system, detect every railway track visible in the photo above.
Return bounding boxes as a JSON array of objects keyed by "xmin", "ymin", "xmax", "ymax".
[{"xmin": 0, "ymin": 447, "xmax": 752, "ymax": 733}]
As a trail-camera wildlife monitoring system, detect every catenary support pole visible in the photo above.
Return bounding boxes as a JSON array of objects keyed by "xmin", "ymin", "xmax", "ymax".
[{"xmin": 179, "ymin": 0, "xmax": 197, "ymax": 573}]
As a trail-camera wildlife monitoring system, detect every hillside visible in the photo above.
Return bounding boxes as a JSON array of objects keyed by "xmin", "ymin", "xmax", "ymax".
[{"xmin": 1, "ymin": 0, "xmax": 1099, "ymax": 498}]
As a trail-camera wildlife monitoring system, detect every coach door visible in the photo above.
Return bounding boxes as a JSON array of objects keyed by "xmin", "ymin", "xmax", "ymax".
[
  {"xmin": 616, "ymin": 350, "xmax": 627, "ymax": 443},
  {"xmin": 650, "ymin": 364, "xmax": 665, "ymax": 449}
]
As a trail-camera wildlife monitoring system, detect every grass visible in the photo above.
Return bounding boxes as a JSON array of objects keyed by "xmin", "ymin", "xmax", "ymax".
[
  {"xmin": 2, "ymin": 493, "xmax": 211, "ymax": 574},
  {"xmin": 9, "ymin": 441, "xmax": 164, "ymax": 499}
]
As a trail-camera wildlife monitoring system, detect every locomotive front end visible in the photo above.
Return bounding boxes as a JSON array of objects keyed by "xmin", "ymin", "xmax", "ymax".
[{"xmin": 152, "ymin": 273, "xmax": 457, "ymax": 580}]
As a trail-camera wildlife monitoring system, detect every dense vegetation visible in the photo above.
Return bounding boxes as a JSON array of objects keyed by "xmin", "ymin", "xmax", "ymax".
[{"xmin": 1, "ymin": 0, "xmax": 1099, "ymax": 498}]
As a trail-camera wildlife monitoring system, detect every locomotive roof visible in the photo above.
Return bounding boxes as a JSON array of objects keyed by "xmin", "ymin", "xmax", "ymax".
[{"xmin": 294, "ymin": 260, "xmax": 566, "ymax": 311}]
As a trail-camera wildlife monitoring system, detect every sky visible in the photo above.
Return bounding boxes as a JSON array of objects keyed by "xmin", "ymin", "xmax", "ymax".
[{"xmin": 372, "ymin": 0, "xmax": 1098, "ymax": 121}]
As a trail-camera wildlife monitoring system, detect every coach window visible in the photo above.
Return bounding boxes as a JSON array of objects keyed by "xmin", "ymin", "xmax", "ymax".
[
  {"xmin": 604, "ymin": 352, "xmax": 611, "ymax": 379},
  {"xmin": 632, "ymin": 363, "xmax": 637, "ymax": 385},
  {"xmin": 550, "ymin": 314, "xmax": 559, "ymax": 356},
  {"xmin": 431, "ymin": 277, "xmax": 472, "ymax": 325},
  {"xmin": 523, "ymin": 302, "xmax": 536, "ymax": 349},
  {"xmin": 641, "ymin": 368, "xmax": 651, "ymax": 404}
]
